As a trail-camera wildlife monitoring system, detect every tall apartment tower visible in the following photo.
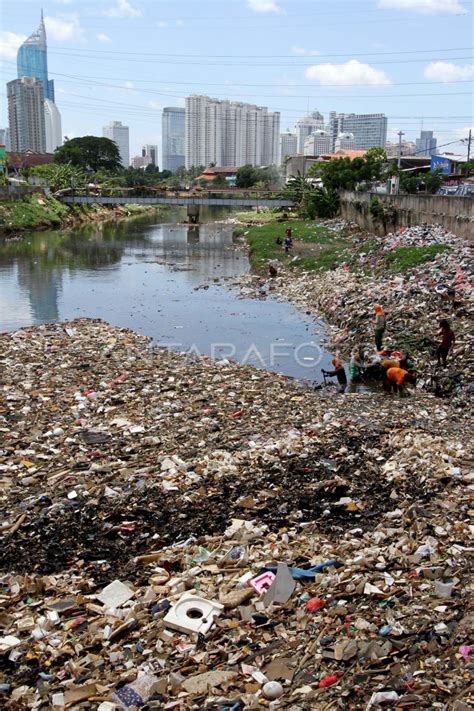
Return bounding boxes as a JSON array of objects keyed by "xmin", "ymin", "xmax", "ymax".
[
  {"xmin": 304, "ymin": 130, "xmax": 332, "ymax": 156},
  {"xmin": 162, "ymin": 108, "xmax": 185, "ymax": 171},
  {"xmin": 280, "ymin": 132, "xmax": 297, "ymax": 160},
  {"xmin": 44, "ymin": 99, "xmax": 62, "ymax": 153},
  {"xmin": 7, "ymin": 76, "xmax": 46, "ymax": 153},
  {"xmin": 103, "ymin": 121, "xmax": 130, "ymax": 166},
  {"xmin": 185, "ymin": 95, "xmax": 280, "ymax": 169},
  {"xmin": 296, "ymin": 111, "xmax": 325, "ymax": 154},
  {"xmin": 415, "ymin": 130, "xmax": 437, "ymax": 156}
]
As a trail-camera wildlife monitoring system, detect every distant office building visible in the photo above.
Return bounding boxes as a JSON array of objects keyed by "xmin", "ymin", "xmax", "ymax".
[
  {"xmin": 280, "ymin": 132, "xmax": 297, "ymax": 160},
  {"xmin": 44, "ymin": 99, "xmax": 62, "ymax": 153},
  {"xmin": 296, "ymin": 111, "xmax": 325, "ymax": 154},
  {"xmin": 103, "ymin": 121, "xmax": 130, "ymax": 166},
  {"xmin": 415, "ymin": 130, "xmax": 437, "ymax": 157},
  {"xmin": 17, "ymin": 11, "xmax": 54, "ymax": 102},
  {"xmin": 185, "ymin": 95, "xmax": 280, "ymax": 169},
  {"xmin": 385, "ymin": 139, "xmax": 416, "ymax": 157},
  {"xmin": 304, "ymin": 130, "xmax": 332, "ymax": 156},
  {"xmin": 335, "ymin": 132, "xmax": 356, "ymax": 152},
  {"xmin": 132, "ymin": 155, "xmax": 151, "ymax": 169},
  {"xmin": 7, "ymin": 76, "xmax": 46, "ymax": 153},
  {"xmin": 142, "ymin": 144, "xmax": 158, "ymax": 166},
  {"xmin": 329, "ymin": 112, "xmax": 387, "ymax": 151},
  {"xmin": 162, "ymin": 107, "xmax": 185, "ymax": 171},
  {"xmin": 0, "ymin": 128, "xmax": 11, "ymax": 151}
]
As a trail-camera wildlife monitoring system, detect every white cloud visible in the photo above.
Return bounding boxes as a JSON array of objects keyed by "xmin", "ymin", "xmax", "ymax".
[
  {"xmin": 247, "ymin": 0, "xmax": 281, "ymax": 12},
  {"xmin": 148, "ymin": 101, "xmax": 162, "ymax": 110},
  {"xmin": 157, "ymin": 21, "xmax": 168, "ymax": 28},
  {"xmin": 97, "ymin": 32, "xmax": 112, "ymax": 43},
  {"xmin": 0, "ymin": 31, "xmax": 26, "ymax": 59},
  {"xmin": 377, "ymin": 0, "xmax": 467, "ymax": 14},
  {"xmin": 292, "ymin": 45, "xmax": 320, "ymax": 56},
  {"xmin": 305, "ymin": 60, "xmax": 391, "ymax": 86},
  {"xmin": 176, "ymin": 19, "xmax": 185, "ymax": 26},
  {"xmin": 124, "ymin": 80, "xmax": 134, "ymax": 89},
  {"xmin": 424, "ymin": 61, "xmax": 474, "ymax": 82},
  {"xmin": 104, "ymin": 0, "xmax": 142, "ymax": 18},
  {"xmin": 45, "ymin": 15, "xmax": 84, "ymax": 42}
]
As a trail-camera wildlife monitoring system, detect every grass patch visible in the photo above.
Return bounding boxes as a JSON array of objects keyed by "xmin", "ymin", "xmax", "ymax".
[
  {"xmin": 235, "ymin": 209, "xmax": 282, "ymax": 224},
  {"xmin": 384, "ymin": 244, "xmax": 449, "ymax": 272},
  {"xmin": 0, "ymin": 195, "xmax": 70, "ymax": 231},
  {"xmin": 245, "ymin": 219, "xmax": 348, "ymax": 272}
]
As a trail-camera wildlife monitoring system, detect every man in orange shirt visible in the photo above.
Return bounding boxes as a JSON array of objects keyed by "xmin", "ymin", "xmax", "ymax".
[{"xmin": 384, "ymin": 367, "xmax": 416, "ymax": 396}]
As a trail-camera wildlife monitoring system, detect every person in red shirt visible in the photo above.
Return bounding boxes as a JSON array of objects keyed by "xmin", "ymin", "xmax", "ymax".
[
  {"xmin": 436, "ymin": 319, "xmax": 456, "ymax": 367},
  {"xmin": 384, "ymin": 367, "xmax": 416, "ymax": 396}
]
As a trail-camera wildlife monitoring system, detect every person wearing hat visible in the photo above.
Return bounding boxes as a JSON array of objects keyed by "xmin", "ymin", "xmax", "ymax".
[
  {"xmin": 322, "ymin": 356, "xmax": 347, "ymax": 393},
  {"xmin": 374, "ymin": 305, "xmax": 386, "ymax": 351}
]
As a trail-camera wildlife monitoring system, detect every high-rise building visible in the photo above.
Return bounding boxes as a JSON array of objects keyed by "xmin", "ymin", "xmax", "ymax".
[
  {"xmin": 132, "ymin": 155, "xmax": 151, "ymax": 169},
  {"xmin": 7, "ymin": 76, "xmax": 46, "ymax": 153},
  {"xmin": 142, "ymin": 144, "xmax": 158, "ymax": 166},
  {"xmin": 329, "ymin": 113, "xmax": 387, "ymax": 151},
  {"xmin": 304, "ymin": 130, "xmax": 332, "ymax": 156},
  {"xmin": 44, "ymin": 99, "xmax": 62, "ymax": 153},
  {"xmin": 103, "ymin": 121, "xmax": 130, "ymax": 166},
  {"xmin": 296, "ymin": 111, "xmax": 325, "ymax": 154},
  {"xmin": 335, "ymin": 132, "xmax": 356, "ymax": 152},
  {"xmin": 280, "ymin": 132, "xmax": 297, "ymax": 160},
  {"xmin": 162, "ymin": 107, "xmax": 185, "ymax": 171},
  {"xmin": 17, "ymin": 11, "xmax": 54, "ymax": 102},
  {"xmin": 185, "ymin": 95, "xmax": 280, "ymax": 169},
  {"xmin": 415, "ymin": 130, "xmax": 437, "ymax": 157}
]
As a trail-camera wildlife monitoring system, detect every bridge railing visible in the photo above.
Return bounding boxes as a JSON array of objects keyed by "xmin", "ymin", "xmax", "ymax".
[{"xmin": 64, "ymin": 186, "xmax": 285, "ymax": 201}]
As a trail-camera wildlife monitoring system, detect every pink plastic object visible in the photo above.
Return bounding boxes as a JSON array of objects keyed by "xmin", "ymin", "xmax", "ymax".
[
  {"xmin": 250, "ymin": 571, "xmax": 276, "ymax": 595},
  {"xmin": 459, "ymin": 644, "xmax": 474, "ymax": 661}
]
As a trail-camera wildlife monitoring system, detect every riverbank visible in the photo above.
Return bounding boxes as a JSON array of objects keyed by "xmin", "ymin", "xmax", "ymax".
[
  {"xmin": 0, "ymin": 193, "xmax": 166, "ymax": 234},
  {"xmin": 234, "ymin": 214, "xmax": 473, "ymax": 391},
  {"xmin": 0, "ymin": 318, "xmax": 471, "ymax": 708}
]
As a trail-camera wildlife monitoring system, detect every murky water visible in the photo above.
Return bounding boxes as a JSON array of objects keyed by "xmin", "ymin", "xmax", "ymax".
[{"xmin": 0, "ymin": 208, "xmax": 334, "ymax": 380}]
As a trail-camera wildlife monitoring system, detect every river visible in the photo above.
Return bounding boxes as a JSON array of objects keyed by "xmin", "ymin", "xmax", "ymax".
[{"xmin": 0, "ymin": 209, "xmax": 334, "ymax": 381}]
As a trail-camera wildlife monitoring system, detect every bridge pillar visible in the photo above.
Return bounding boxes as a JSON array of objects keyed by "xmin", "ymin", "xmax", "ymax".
[{"xmin": 187, "ymin": 205, "xmax": 200, "ymax": 223}]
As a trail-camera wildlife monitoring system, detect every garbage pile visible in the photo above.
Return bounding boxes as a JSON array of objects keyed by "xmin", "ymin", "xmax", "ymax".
[
  {"xmin": 0, "ymin": 320, "xmax": 473, "ymax": 709},
  {"xmin": 235, "ymin": 222, "xmax": 473, "ymax": 395}
]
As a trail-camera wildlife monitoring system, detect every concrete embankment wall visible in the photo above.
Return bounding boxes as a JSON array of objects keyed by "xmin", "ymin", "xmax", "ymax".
[{"xmin": 339, "ymin": 191, "xmax": 474, "ymax": 240}]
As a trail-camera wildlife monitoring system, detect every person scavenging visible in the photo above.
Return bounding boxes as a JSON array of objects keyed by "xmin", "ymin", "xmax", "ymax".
[
  {"xmin": 383, "ymin": 366, "xmax": 416, "ymax": 397},
  {"xmin": 322, "ymin": 355, "xmax": 347, "ymax": 393},
  {"xmin": 374, "ymin": 304, "xmax": 386, "ymax": 351},
  {"xmin": 284, "ymin": 228, "xmax": 293, "ymax": 254},
  {"xmin": 436, "ymin": 319, "xmax": 455, "ymax": 367}
]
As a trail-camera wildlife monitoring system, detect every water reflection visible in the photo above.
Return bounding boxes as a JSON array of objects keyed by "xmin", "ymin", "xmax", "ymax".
[{"xmin": 0, "ymin": 209, "xmax": 333, "ymax": 379}]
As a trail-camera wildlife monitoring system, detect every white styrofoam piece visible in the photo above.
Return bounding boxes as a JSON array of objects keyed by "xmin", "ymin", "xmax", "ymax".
[
  {"xmin": 164, "ymin": 592, "xmax": 224, "ymax": 636},
  {"xmin": 97, "ymin": 580, "xmax": 135, "ymax": 609}
]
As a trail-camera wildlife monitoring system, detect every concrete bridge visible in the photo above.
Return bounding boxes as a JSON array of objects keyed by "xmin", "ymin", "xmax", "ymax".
[{"xmin": 59, "ymin": 190, "xmax": 294, "ymax": 222}]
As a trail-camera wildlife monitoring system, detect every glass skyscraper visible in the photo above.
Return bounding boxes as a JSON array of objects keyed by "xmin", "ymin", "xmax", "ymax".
[{"xmin": 17, "ymin": 11, "xmax": 54, "ymax": 102}]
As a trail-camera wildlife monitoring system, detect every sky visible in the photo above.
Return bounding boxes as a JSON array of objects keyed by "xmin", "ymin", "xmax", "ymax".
[{"xmin": 0, "ymin": 0, "xmax": 473, "ymax": 163}]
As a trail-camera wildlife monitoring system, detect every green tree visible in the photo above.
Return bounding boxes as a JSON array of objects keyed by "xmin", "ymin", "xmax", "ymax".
[
  {"xmin": 212, "ymin": 173, "xmax": 227, "ymax": 187},
  {"xmin": 236, "ymin": 164, "xmax": 258, "ymax": 188},
  {"xmin": 424, "ymin": 168, "xmax": 444, "ymax": 194},
  {"xmin": 308, "ymin": 151, "xmax": 388, "ymax": 192},
  {"xmin": 54, "ymin": 136, "xmax": 121, "ymax": 172}
]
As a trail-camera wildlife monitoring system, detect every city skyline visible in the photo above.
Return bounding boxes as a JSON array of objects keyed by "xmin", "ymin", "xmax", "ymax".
[{"xmin": 1, "ymin": 0, "xmax": 471, "ymax": 162}]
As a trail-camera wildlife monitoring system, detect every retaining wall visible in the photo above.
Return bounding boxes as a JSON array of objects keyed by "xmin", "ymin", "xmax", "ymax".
[{"xmin": 339, "ymin": 191, "xmax": 473, "ymax": 241}]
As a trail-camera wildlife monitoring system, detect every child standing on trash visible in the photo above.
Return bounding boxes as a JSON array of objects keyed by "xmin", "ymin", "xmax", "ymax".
[
  {"xmin": 284, "ymin": 228, "xmax": 293, "ymax": 254},
  {"xmin": 374, "ymin": 305, "xmax": 386, "ymax": 351},
  {"xmin": 347, "ymin": 350, "xmax": 363, "ymax": 392},
  {"xmin": 436, "ymin": 319, "xmax": 455, "ymax": 367}
]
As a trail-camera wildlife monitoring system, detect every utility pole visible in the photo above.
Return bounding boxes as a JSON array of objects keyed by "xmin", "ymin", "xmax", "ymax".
[
  {"xmin": 397, "ymin": 131, "xmax": 405, "ymax": 170},
  {"xmin": 468, "ymin": 129, "xmax": 472, "ymax": 162}
]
